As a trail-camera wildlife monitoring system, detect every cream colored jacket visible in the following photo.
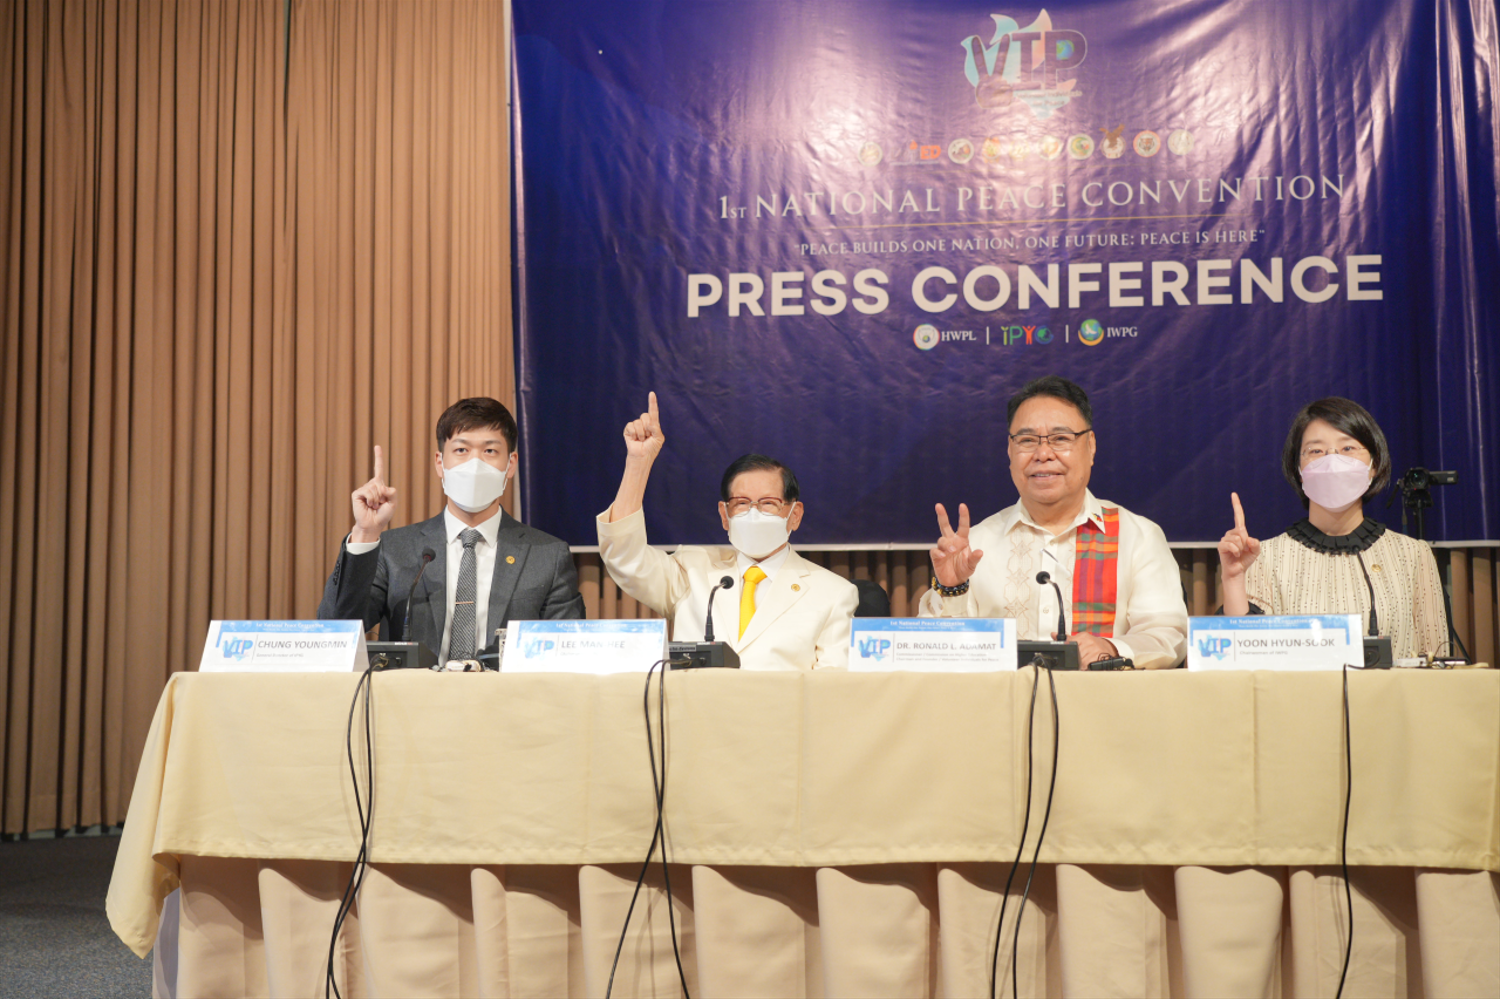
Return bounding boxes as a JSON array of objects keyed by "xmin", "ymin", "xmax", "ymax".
[{"xmin": 597, "ymin": 508, "xmax": 858, "ymax": 670}]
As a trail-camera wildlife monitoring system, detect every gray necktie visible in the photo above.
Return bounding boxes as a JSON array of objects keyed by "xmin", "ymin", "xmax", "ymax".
[{"xmin": 449, "ymin": 528, "xmax": 483, "ymax": 661}]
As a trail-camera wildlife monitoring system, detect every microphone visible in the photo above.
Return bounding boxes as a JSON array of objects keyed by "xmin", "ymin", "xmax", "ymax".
[
  {"xmin": 704, "ymin": 575, "xmax": 734, "ymax": 642},
  {"xmin": 1356, "ymin": 552, "xmax": 1379, "ymax": 637},
  {"xmin": 403, "ymin": 548, "xmax": 437, "ymax": 640},
  {"xmin": 1036, "ymin": 571, "xmax": 1068, "ymax": 641}
]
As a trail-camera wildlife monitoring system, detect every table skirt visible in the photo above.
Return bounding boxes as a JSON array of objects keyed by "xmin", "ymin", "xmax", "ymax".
[{"xmin": 150, "ymin": 859, "xmax": 1500, "ymax": 998}]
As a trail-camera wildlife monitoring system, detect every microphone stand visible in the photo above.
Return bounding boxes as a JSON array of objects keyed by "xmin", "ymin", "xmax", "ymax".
[
  {"xmin": 369, "ymin": 548, "xmax": 439, "ymax": 670},
  {"xmin": 669, "ymin": 576, "xmax": 741, "ymax": 669},
  {"xmin": 1017, "ymin": 571, "xmax": 1081, "ymax": 671},
  {"xmin": 1356, "ymin": 553, "xmax": 1393, "ymax": 668}
]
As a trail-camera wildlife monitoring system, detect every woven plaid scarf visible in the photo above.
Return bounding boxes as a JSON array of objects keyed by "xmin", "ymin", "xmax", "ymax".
[{"xmin": 1071, "ymin": 507, "xmax": 1120, "ymax": 635}]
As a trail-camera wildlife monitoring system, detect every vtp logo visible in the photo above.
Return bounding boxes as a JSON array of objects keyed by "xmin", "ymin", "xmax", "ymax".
[
  {"xmin": 523, "ymin": 639, "xmax": 557, "ymax": 658},
  {"xmin": 857, "ymin": 637, "xmax": 892, "ymax": 661},
  {"xmin": 219, "ymin": 636, "xmax": 255, "ymax": 660},
  {"xmin": 913, "ymin": 324, "xmax": 940, "ymax": 350},
  {"xmin": 1196, "ymin": 635, "xmax": 1232, "ymax": 660},
  {"xmin": 1000, "ymin": 325, "xmax": 1052, "ymax": 345},
  {"xmin": 961, "ymin": 10, "xmax": 1088, "ymax": 119}
]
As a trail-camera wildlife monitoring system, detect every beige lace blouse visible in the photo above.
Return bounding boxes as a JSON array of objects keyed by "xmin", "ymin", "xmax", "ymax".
[{"xmin": 1243, "ymin": 520, "xmax": 1449, "ymax": 660}]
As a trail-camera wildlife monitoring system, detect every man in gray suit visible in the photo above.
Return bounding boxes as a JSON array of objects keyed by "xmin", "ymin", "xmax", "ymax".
[{"xmin": 318, "ymin": 398, "xmax": 584, "ymax": 661}]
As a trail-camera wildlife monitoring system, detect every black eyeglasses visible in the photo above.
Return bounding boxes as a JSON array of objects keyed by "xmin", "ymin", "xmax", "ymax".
[{"xmin": 1008, "ymin": 429, "xmax": 1092, "ymax": 452}]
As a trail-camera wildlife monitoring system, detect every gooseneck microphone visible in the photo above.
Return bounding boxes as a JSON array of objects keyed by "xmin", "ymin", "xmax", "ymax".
[
  {"xmin": 1036, "ymin": 571, "xmax": 1068, "ymax": 641},
  {"xmin": 1355, "ymin": 552, "xmax": 1379, "ymax": 637},
  {"xmin": 704, "ymin": 575, "xmax": 734, "ymax": 642},
  {"xmin": 403, "ymin": 548, "xmax": 437, "ymax": 640}
]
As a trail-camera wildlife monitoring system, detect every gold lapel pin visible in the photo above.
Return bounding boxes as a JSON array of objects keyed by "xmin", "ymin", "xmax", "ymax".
[
  {"xmin": 1371, "ymin": 564, "xmax": 1381, "ymax": 573},
  {"xmin": 506, "ymin": 555, "xmax": 516, "ymax": 564},
  {"xmin": 791, "ymin": 583, "xmax": 801, "ymax": 592}
]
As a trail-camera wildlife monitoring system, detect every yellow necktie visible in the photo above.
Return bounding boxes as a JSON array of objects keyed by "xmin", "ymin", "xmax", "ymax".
[{"xmin": 739, "ymin": 565, "xmax": 767, "ymax": 639}]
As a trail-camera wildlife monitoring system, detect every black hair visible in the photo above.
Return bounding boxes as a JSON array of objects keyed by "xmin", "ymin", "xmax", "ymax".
[
  {"xmin": 719, "ymin": 454, "xmax": 800, "ymax": 503},
  {"xmin": 435, "ymin": 397, "xmax": 518, "ymax": 453},
  {"xmin": 1006, "ymin": 375, "xmax": 1093, "ymax": 429},
  {"xmin": 1281, "ymin": 397, "xmax": 1391, "ymax": 507}
]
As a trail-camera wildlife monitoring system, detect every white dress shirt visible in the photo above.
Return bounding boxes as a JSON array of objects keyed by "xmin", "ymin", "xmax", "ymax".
[
  {"xmin": 919, "ymin": 490, "xmax": 1188, "ymax": 669},
  {"xmin": 348, "ymin": 506, "xmax": 504, "ymax": 661}
]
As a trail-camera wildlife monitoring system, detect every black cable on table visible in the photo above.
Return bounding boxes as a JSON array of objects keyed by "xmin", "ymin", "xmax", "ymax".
[
  {"xmin": 1335, "ymin": 661, "xmax": 1354, "ymax": 999},
  {"xmin": 1011, "ymin": 663, "xmax": 1061, "ymax": 999},
  {"xmin": 327, "ymin": 663, "xmax": 377, "ymax": 999},
  {"xmin": 607, "ymin": 660, "xmax": 691, "ymax": 999},
  {"xmin": 649, "ymin": 659, "xmax": 690, "ymax": 996},
  {"xmin": 991, "ymin": 660, "xmax": 1042, "ymax": 999}
]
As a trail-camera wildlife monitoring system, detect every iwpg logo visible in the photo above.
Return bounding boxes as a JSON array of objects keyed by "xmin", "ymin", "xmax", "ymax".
[{"xmin": 961, "ymin": 10, "xmax": 1087, "ymax": 119}]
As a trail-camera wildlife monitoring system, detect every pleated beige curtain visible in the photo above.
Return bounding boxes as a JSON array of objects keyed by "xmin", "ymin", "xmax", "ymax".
[{"xmin": 0, "ymin": 0, "xmax": 515, "ymax": 835}]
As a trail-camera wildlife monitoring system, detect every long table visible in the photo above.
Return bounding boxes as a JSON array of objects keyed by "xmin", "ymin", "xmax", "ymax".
[{"xmin": 108, "ymin": 669, "xmax": 1500, "ymax": 997}]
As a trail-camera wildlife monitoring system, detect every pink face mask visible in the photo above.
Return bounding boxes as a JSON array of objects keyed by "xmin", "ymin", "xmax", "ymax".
[{"xmin": 1300, "ymin": 453, "xmax": 1371, "ymax": 512}]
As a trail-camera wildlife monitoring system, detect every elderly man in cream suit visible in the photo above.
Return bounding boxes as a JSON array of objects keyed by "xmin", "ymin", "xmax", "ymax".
[{"xmin": 597, "ymin": 393, "xmax": 857, "ymax": 670}]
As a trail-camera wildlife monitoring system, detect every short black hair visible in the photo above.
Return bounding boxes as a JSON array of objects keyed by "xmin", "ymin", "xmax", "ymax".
[
  {"xmin": 1281, "ymin": 397, "xmax": 1391, "ymax": 507},
  {"xmin": 719, "ymin": 454, "xmax": 800, "ymax": 503},
  {"xmin": 435, "ymin": 397, "xmax": 518, "ymax": 453},
  {"xmin": 1006, "ymin": 375, "xmax": 1093, "ymax": 429}
]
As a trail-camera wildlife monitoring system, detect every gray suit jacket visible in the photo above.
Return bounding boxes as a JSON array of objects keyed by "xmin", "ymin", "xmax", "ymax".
[{"xmin": 317, "ymin": 510, "xmax": 585, "ymax": 652}]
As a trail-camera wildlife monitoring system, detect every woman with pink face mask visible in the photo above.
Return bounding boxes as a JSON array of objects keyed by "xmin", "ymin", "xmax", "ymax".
[{"xmin": 1217, "ymin": 397, "xmax": 1449, "ymax": 660}]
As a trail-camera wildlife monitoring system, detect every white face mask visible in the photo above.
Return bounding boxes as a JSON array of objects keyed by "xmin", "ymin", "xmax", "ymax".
[
  {"xmin": 442, "ymin": 457, "xmax": 509, "ymax": 513},
  {"xmin": 1300, "ymin": 453, "xmax": 1372, "ymax": 513},
  {"xmin": 727, "ymin": 508, "xmax": 791, "ymax": 559}
]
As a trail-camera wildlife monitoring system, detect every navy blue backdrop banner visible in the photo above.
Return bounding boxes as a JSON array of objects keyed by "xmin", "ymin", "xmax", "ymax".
[{"xmin": 511, "ymin": 0, "xmax": 1500, "ymax": 545}]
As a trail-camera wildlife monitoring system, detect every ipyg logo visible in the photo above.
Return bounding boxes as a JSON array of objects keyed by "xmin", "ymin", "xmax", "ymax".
[
  {"xmin": 961, "ymin": 10, "xmax": 1087, "ymax": 119},
  {"xmin": 522, "ymin": 639, "xmax": 557, "ymax": 658},
  {"xmin": 913, "ymin": 324, "xmax": 940, "ymax": 350},
  {"xmin": 1077, "ymin": 319, "xmax": 1104, "ymax": 346},
  {"xmin": 1196, "ymin": 635, "xmax": 1232, "ymax": 660},
  {"xmin": 857, "ymin": 637, "xmax": 892, "ymax": 661},
  {"xmin": 219, "ymin": 636, "xmax": 254, "ymax": 660},
  {"xmin": 1001, "ymin": 325, "xmax": 1053, "ymax": 345}
]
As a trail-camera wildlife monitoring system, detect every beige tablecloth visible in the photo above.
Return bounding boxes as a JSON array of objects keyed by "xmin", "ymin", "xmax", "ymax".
[{"xmin": 108, "ymin": 669, "xmax": 1500, "ymax": 997}]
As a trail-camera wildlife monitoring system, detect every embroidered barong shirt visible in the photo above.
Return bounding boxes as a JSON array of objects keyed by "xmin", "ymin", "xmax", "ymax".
[{"xmin": 919, "ymin": 490, "xmax": 1189, "ymax": 669}]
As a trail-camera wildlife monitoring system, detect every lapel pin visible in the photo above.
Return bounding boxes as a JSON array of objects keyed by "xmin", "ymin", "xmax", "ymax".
[
  {"xmin": 506, "ymin": 555, "xmax": 516, "ymax": 564},
  {"xmin": 792, "ymin": 583, "xmax": 801, "ymax": 591},
  {"xmin": 1371, "ymin": 564, "xmax": 1381, "ymax": 572}
]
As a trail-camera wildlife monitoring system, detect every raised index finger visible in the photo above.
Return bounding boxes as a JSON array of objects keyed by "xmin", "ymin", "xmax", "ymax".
[
  {"xmin": 1231, "ymin": 491, "xmax": 1246, "ymax": 533},
  {"xmin": 645, "ymin": 391, "xmax": 662, "ymax": 436},
  {"xmin": 373, "ymin": 445, "xmax": 385, "ymax": 484}
]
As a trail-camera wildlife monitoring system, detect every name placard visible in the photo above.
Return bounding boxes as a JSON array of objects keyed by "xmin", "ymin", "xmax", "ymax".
[
  {"xmin": 850, "ymin": 618, "xmax": 1017, "ymax": 672},
  {"xmin": 1187, "ymin": 614, "xmax": 1362, "ymax": 671},
  {"xmin": 199, "ymin": 620, "xmax": 369, "ymax": 673},
  {"xmin": 502, "ymin": 619, "xmax": 669, "ymax": 674}
]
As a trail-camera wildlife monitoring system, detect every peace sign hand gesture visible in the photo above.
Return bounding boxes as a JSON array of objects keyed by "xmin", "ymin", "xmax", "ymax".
[
  {"xmin": 623, "ymin": 391, "xmax": 665, "ymax": 464},
  {"xmin": 350, "ymin": 445, "xmax": 397, "ymax": 543},
  {"xmin": 1217, "ymin": 492, "xmax": 1261, "ymax": 581},
  {"xmin": 930, "ymin": 502, "xmax": 985, "ymax": 587}
]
